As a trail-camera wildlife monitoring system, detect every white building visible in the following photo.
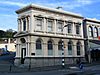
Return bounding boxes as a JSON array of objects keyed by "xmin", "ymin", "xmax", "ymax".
[
  {"xmin": 0, "ymin": 38, "xmax": 16, "ymax": 52},
  {"xmin": 83, "ymin": 18, "xmax": 100, "ymax": 62},
  {"xmin": 14, "ymin": 4, "xmax": 85, "ymax": 67}
]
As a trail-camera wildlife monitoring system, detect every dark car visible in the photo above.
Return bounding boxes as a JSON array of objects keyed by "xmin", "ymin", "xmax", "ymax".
[{"xmin": 0, "ymin": 48, "xmax": 10, "ymax": 56}]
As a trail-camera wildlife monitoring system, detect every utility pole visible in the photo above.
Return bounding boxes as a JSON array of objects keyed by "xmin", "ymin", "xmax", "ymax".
[{"xmin": 61, "ymin": 25, "xmax": 67, "ymax": 68}]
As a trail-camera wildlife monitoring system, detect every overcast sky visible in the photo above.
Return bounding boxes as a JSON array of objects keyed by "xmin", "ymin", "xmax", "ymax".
[{"xmin": 0, "ymin": 0, "xmax": 100, "ymax": 31}]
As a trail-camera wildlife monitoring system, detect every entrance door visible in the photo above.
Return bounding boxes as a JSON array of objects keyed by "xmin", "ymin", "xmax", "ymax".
[{"xmin": 21, "ymin": 48, "xmax": 26, "ymax": 64}]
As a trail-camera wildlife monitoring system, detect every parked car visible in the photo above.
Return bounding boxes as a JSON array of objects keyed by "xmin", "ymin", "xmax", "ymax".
[{"xmin": 0, "ymin": 48, "xmax": 10, "ymax": 56}]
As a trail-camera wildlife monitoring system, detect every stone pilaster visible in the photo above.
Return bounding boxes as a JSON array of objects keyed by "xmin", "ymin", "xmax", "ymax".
[
  {"xmin": 30, "ymin": 13, "xmax": 34, "ymax": 33},
  {"xmin": 72, "ymin": 22, "xmax": 75, "ymax": 35},
  {"xmin": 25, "ymin": 17, "xmax": 28, "ymax": 31},
  {"xmin": 43, "ymin": 17, "xmax": 46, "ymax": 32}
]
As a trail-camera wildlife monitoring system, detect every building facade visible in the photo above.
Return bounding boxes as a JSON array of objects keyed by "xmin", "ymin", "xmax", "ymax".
[
  {"xmin": 14, "ymin": 4, "xmax": 85, "ymax": 67},
  {"xmin": 0, "ymin": 38, "xmax": 16, "ymax": 52},
  {"xmin": 83, "ymin": 18, "xmax": 100, "ymax": 62}
]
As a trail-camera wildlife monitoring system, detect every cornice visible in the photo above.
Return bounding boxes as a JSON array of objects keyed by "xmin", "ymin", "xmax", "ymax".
[
  {"xmin": 84, "ymin": 18, "xmax": 100, "ymax": 24},
  {"xmin": 16, "ymin": 4, "xmax": 83, "ymax": 19}
]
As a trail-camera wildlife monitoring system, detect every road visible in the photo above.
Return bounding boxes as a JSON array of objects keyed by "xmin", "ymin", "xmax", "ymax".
[
  {"xmin": 0, "ymin": 55, "xmax": 100, "ymax": 75},
  {"xmin": 0, "ymin": 65, "xmax": 99, "ymax": 75}
]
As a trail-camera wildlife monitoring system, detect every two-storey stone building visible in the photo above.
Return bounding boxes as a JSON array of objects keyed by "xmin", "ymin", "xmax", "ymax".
[
  {"xmin": 14, "ymin": 4, "xmax": 85, "ymax": 67},
  {"xmin": 83, "ymin": 18, "xmax": 100, "ymax": 62}
]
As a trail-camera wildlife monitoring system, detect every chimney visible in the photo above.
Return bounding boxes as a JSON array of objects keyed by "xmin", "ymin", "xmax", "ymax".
[{"xmin": 56, "ymin": 6, "xmax": 63, "ymax": 10}]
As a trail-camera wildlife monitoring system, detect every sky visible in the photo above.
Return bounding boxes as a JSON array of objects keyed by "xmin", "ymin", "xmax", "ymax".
[{"xmin": 0, "ymin": 0, "xmax": 100, "ymax": 31}]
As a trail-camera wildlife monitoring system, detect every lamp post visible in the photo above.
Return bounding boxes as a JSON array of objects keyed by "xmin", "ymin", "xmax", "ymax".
[
  {"xmin": 87, "ymin": 38, "xmax": 91, "ymax": 63},
  {"xmin": 61, "ymin": 25, "xmax": 67, "ymax": 68}
]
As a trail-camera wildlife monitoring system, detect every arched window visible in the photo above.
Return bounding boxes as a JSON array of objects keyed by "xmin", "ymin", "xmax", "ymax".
[
  {"xmin": 48, "ymin": 40, "xmax": 53, "ymax": 55},
  {"xmin": 88, "ymin": 26, "xmax": 93, "ymax": 37},
  {"xmin": 58, "ymin": 40, "xmax": 62, "ymax": 56},
  {"xmin": 68, "ymin": 41, "xmax": 73, "ymax": 55},
  {"xmin": 77, "ymin": 41, "xmax": 81, "ymax": 55},
  {"xmin": 36, "ymin": 39, "xmax": 42, "ymax": 49},
  {"xmin": 99, "ymin": 28, "xmax": 100, "ymax": 36},
  {"xmin": 36, "ymin": 38, "xmax": 42, "ymax": 55},
  {"xmin": 94, "ymin": 27, "xmax": 98, "ymax": 37}
]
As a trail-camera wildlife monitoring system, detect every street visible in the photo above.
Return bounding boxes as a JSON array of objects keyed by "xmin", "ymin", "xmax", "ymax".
[
  {"xmin": 0, "ymin": 64, "xmax": 99, "ymax": 75},
  {"xmin": 0, "ymin": 55, "xmax": 100, "ymax": 75}
]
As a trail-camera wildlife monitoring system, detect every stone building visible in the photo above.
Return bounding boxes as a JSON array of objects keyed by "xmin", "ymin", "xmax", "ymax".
[
  {"xmin": 0, "ymin": 38, "xmax": 16, "ymax": 52},
  {"xmin": 83, "ymin": 18, "xmax": 100, "ymax": 62},
  {"xmin": 14, "ymin": 4, "xmax": 85, "ymax": 67}
]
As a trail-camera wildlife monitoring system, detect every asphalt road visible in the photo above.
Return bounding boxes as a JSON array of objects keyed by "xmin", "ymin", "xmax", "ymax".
[
  {"xmin": 0, "ymin": 55, "xmax": 100, "ymax": 75},
  {"xmin": 0, "ymin": 65, "xmax": 100, "ymax": 75}
]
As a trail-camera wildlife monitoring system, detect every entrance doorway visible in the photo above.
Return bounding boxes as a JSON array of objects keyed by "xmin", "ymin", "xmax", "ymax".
[
  {"xmin": 91, "ymin": 49, "xmax": 100, "ymax": 61},
  {"xmin": 21, "ymin": 48, "xmax": 26, "ymax": 64}
]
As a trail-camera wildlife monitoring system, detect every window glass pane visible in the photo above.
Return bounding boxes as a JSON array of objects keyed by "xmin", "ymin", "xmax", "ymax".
[
  {"xmin": 58, "ymin": 41, "xmax": 62, "ymax": 50},
  {"xmin": 48, "ymin": 41, "xmax": 53, "ymax": 50},
  {"xmin": 94, "ymin": 27, "xmax": 98, "ymax": 37},
  {"xmin": 89, "ymin": 27, "xmax": 92, "ymax": 37},
  {"xmin": 57, "ymin": 22, "xmax": 63, "ymax": 32},
  {"xmin": 58, "ymin": 41, "xmax": 63, "ymax": 56},
  {"xmin": 48, "ymin": 20, "xmax": 53, "ymax": 32},
  {"xmin": 23, "ymin": 19, "xmax": 26, "ymax": 31},
  {"xmin": 77, "ymin": 42, "xmax": 81, "ymax": 55},
  {"xmin": 68, "ymin": 24, "xmax": 72, "ymax": 33},
  {"xmin": 36, "ymin": 18, "xmax": 42, "ymax": 30},
  {"xmin": 76, "ymin": 25, "xmax": 80, "ymax": 34},
  {"xmin": 68, "ymin": 41, "xmax": 72, "ymax": 55},
  {"xmin": 36, "ymin": 39, "xmax": 42, "ymax": 49},
  {"xmin": 36, "ymin": 39, "xmax": 42, "ymax": 55},
  {"xmin": 48, "ymin": 40, "xmax": 53, "ymax": 55}
]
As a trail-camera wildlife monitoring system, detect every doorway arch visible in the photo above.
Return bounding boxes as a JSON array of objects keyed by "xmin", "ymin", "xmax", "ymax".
[{"xmin": 20, "ymin": 38, "xmax": 26, "ymax": 64}]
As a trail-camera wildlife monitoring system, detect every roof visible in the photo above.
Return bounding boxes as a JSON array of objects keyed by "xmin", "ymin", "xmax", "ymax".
[
  {"xmin": 84, "ymin": 18, "xmax": 100, "ymax": 23},
  {"xmin": 16, "ymin": 4, "xmax": 83, "ymax": 18}
]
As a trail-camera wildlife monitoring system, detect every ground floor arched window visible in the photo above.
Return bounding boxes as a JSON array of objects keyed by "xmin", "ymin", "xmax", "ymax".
[
  {"xmin": 36, "ymin": 38, "xmax": 42, "ymax": 55},
  {"xmin": 68, "ymin": 41, "xmax": 73, "ymax": 55},
  {"xmin": 48, "ymin": 40, "xmax": 53, "ymax": 55},
  {"xmin": 77, "ymin": 41, "xmax": 81, "ymax": 55},
  {"xmin": 58, "ymin": 40, "xmax": 62, "ymax": 56}
]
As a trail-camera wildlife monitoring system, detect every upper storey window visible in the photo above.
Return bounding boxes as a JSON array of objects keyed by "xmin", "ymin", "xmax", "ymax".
[
  {"xmin": 47, "ymin": 19, "xmax": 53, "ymax": 32},
  {"xmin": 99, "ymin": 28, "xmax": 100, "ymax": 36},
  {"xmin": 22, "ymin": 18, "xmax": 26, "ymax": 31},
  {"xmin": 67, "ymin": 20, "xmax": 73, "ymax": 33},
  {"xmin": 94, "ymin": 27, "xmax": 98, "ymax": 37},
  {"xmin": 35, "ymin": 17, "xmax": 43, "ymax": 31},
  {"xmin": 57, "ymin": 21, "xmax": 63, "ymax": 33},
  {"xmin": 76, "ymin": 23, "xmax": 81, "ymax": 35},
  {"xmin": 67, "ymin": 22, "xmax": 73, "ymax": 34},
  {"xmin": 88, "ymin": 26, "xmax": 93, "ymax": 37}
]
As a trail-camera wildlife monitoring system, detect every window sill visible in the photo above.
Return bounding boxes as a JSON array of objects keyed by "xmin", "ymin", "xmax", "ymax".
[
  {"xmin": 75, "ymin": 34, "xmax": 82, "ymax": 37},
  {"xmin": 46, "ymin": 31, "xmax": 55, "ymax": 34},
  {"xmin": 34, "ymin": 30, "xmax": 44, "ymax": 33},
  {"xmin": 56, "ymin": 32, "xmax": 64, "ymax": 35},
  {"xmin": 66, "ymin": 33, "xmax": 73, "ymax": 36}
]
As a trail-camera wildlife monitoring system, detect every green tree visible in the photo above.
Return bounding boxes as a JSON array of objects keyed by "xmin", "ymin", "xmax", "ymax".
[
  {"xmin": 6, "ymin": 29, "xmax": 17, "ymax": 38},
  {"xmin": 0, "ymin": 30, "xmax": 6, "ymax": 38}
]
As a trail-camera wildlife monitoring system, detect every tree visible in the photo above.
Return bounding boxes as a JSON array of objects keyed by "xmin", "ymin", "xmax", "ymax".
[
  {"xmin": 0, "ymin": 29, "xmax": 17, "ymax": 38},
  {"xmin": 6, "ymin": 29, "xmax": 17, "ymax": 38},
  {"xmin": 0, "ymin": 30, "xmax": 6, "ymax": 38}
]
